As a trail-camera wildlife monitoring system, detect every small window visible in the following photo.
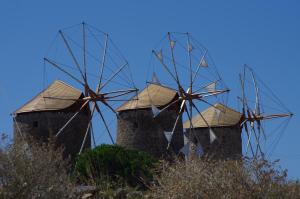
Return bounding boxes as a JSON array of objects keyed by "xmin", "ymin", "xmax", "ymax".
[{"xmin": 33, "ymin": 121, "xmax": 38, "ymax": 127}]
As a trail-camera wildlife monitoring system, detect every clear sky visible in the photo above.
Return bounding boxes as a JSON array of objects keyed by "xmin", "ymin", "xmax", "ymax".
[{"xmin": 0, "ymin": 1, "xmax": 299, "ymax": 178}]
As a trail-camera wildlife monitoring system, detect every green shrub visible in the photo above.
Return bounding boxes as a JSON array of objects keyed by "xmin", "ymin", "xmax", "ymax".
[{"xmin": 74, "ymin": 144, "xmax": 156, "ymax": 189}]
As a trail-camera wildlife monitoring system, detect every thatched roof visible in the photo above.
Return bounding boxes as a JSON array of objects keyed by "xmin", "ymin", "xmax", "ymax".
[
  {"xmin": 14, "ymin": 80, "xmax": 82, "ymax": 114},
  {"xmin": 183, "ymin": 103, "xmax": 242, "ymax": 128},
  {"xmin": 116, "ymin": 83, "xmax": 177, "ymax": 112}
]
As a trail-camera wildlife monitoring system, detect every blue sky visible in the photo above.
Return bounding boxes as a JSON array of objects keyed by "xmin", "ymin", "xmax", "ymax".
[{"xmin": 0, "ymin": 1, "xmax": 299, "ymax": 178}]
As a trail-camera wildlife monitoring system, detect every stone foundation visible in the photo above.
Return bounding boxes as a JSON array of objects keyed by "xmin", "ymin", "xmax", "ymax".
[
  {"xmin": 13, "ymin": 111, "xmax": 91, "ymax": 159},
  {"xmin": 116, "ymin": 108, "xmax": 183, "ymax": 158}
]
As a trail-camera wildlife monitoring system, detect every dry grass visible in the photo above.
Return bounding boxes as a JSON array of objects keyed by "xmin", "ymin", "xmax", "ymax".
[
  {"xmin": 148, "ymin": 158, "xmax": 300, "ymax": 199},
  {"xmin": 0, "ymin": 134, "xmax": 77, "ymax": 199}
]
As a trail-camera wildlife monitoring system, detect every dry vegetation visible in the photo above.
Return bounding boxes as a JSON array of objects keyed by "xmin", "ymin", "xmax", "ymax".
[
  {"xmin": 1, "ymin": 133, "xmax": 300, "ymax": 199},
  {"xmin": 0, "ymin": 135, "xmax": 76, "ymax": 199},
  {"xmin": 149, "ymin": 158, "xmax": 300, "ymax": 199}
]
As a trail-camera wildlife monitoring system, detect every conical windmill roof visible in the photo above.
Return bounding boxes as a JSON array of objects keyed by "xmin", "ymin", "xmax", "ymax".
[
  {"xmin": 116, "ymin": 83, "xmax": 178, "ymax": 112},
  {"xmin": 183, "ymin": 103, "xmax": 242, "ymax": 128},
  {"xmin": 14, "ymin": 80, "xmax": 82, "ymax": 114}
]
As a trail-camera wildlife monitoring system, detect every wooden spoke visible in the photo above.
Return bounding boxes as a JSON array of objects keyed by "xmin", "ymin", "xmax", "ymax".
[
  {"xmin": 90, "ymin": 122, "xmax": 96, "ymax": 148},
  {"xmin": 167, "ymin": 32, "xmax": 180, "ymax": 85},
  {"xmin": 187, "ymin": 33, "xmax": 193, "ymax": 93},
  {"xmin": 101, "ymin": 100, "xmax": 118, "ymax": 115},
  {"xmin": 192, "ymin": 49, "xmax": 208, "ymax": 85},
  {"xmin": 185, "ymin": 105, "xmax": 203, "ymax": 152},
  {"xmin": 243, "ymin": 122, "xmax": 255, "ymax": 157},
  {"xmin": 56, "ymin": 99, "xmax": 90, "ymax": 137},
  {"xmin": 191, "ymin": 101, "xmax": 210, "ymax": 128},
  {"xmin": 185, "ymin": 105, "xmax": 194, "ymax": 140},
  {"xmin": 59, "ymin": 30, "xmax": 85, "ymax": 81},
  {"xmin": 152, "ymin": 97, "xmax": 182, "ymax": 118},
  {"xmin": 79, "ymin": 102, "xmax": 97, "ymax": 154},
  {"xmin": 193, "ymin": 89, "xmax": 229, "ymax": 99},
  {"xmin": 13, "ymin": 116, "xmax": 24, "ymax": 138},
  {"xmin": 44, "ymin": 58, "xmax": 85, "ymax": 87},
  {"xmin": 42, "ymin": 96, "xmax": 81, "ymax": 101},
  {"xmin": 152, "ymin": 50, "xmax": 179, "ymax": 86},
  {"xmin": 193, "ymin": 79, "xmax": 218, "ymax": 93},
  {"xmin": 196, "ymin": 98, "xmax": 226, "ymax": 113},
  {"xmin": 101, "ymin": 88, "xmax": 138, "ymax": 96},
  {"xmin": 257, "ymin": 120, "xmax": 266, "ymax": 140},
  {"xmin": 250, "ymin": 123, "xmax": 264, "ymax": 158},
  {"xmin": 255, "ymin": 113, "xmax": 293, "ymax": 121},
  {"xmin": 82, "ymin": 22, "xmax": 87, "ymax": 82},
  {"xmin": 167, "ymin": 99, "xmax": 186, "ymax": 149},
  {"xmin": 250, "ymin": 67, "xmax": 260, "ymax": 115},
  {"xmin": 97, "ymin": 33, "xmax": 109, "ymax": 93},
  {"xmin": 97, "ymin": 107, "xmax": 115, "ymax": 144},
  {"xmin": 105, "ymin": 99, "xmax": 137, "ymax": 102},
  {"xmin": 104, "ymin": 89, "xmax": 138, "ymax": 99},
  {"xmin": 99, "ymin": 62, "xmax": 128, "ymax": 91}
]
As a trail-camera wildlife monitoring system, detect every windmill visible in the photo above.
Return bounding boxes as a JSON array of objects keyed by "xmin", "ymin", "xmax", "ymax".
[
  {"xmin": 149, "ymin": 32, "xmax": 229, "ymax": 155},
  {"xmin": 239, "ymin": 65, "xmax": 293, "ymax": 159},
  {"xmin": 43, "ymin": 22, "xmax": 137, "ymax": 154}
]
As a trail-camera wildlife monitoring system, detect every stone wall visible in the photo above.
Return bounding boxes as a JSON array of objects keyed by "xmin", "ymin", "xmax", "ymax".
[
  {"xmin": 187, "ymin": 125, "xmax": 242, "ymax": 159},
  {"xmin": 116, "ymin": 108, "xmax": 183, "ymax": 158},
  {"xmin": 13, "ymin": 110, "xmax": 91, "ymax": 159}
]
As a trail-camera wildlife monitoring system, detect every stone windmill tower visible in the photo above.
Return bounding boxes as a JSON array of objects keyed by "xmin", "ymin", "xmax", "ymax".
[
  {"xmin": 13, "ymin": 80, "xmax": 91, "ymax": 159},
  {"xmin": 116, "ymin": 82, "xmax": 184, "ymax": 158},
  {"xmin": 183, "ymin": 103, "xmax": 243, "ymax": 159}
]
